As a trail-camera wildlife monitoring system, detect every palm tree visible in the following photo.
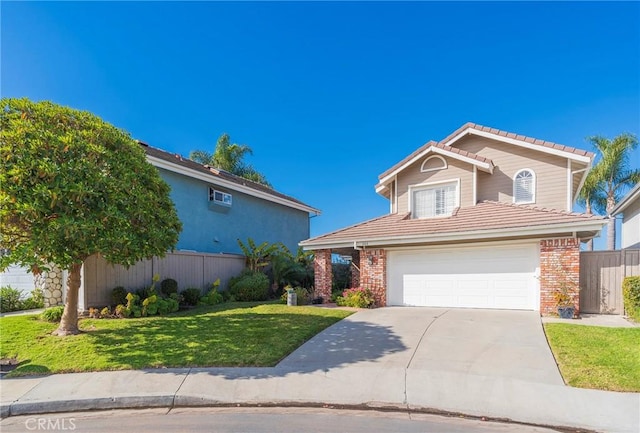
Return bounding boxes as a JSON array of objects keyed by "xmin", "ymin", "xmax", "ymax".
[
  {"xmin": 586, "ymin": 133, "xmax": 640, "ymax": 250},
  {"xmin": 576, "ymin": 165, "xmax": 606, "ymax": 250},
  {"xmin": 190, "ymin": 133, "xmax": 271, "ymax": 187}
]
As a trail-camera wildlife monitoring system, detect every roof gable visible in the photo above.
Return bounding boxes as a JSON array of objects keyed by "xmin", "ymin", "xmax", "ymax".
[
  {"xmin": 377, "ymin": 123, "xmax": 594, "ymax": 193},
  {"xmin": 376, "ymin": 141, "xmax": 494, "ymax": 193},
  {"xmin": 141, "ymin": 142, "xmax": 320, "ymax": 215}
]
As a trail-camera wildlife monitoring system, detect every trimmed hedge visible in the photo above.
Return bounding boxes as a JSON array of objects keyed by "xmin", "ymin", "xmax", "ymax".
[{"xmin": 623, "ymin": 276, "xmax": 640, "ymax": 322}]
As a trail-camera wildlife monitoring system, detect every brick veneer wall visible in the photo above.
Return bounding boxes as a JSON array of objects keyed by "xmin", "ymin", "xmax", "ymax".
[
  {"xmin": 539, "ymin": 238, "xmax": 580, "ymax": 316},
  {"xmin": 360, "ymin": 249, "xmax": 387, "ymax": 307},
  {"xmin": 313, "ymin": 249, "xmax": 332, "ymax": 303}
]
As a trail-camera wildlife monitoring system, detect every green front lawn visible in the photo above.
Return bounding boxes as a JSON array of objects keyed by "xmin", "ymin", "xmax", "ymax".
[
  {"xmin": 0, "ymin": 303, "xmax": 352, "ymax": 377},
  {"xmin": 544, "ymin": 323, "xmax": 640, "ymax": 392}
]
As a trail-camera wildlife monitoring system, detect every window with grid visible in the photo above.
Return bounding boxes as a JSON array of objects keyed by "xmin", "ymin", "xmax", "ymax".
[
  {"xmin": 513, "ymin": 170, "xmax": 535, "ymax": 204},
  {"xmin": 412, "ymin": 182, "xmax": 457, "ymax": 218}
]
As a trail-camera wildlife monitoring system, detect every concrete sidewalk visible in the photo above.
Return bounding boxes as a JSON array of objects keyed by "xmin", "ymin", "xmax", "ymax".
[{"xmin": 1, "ymin": 309, "xmax": 639, "ymax": 433}]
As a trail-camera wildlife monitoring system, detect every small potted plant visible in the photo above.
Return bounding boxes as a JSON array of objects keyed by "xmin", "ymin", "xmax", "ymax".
[{"xmin": 554, "ymin": 286, "xmax": 576, "ymax": 319}]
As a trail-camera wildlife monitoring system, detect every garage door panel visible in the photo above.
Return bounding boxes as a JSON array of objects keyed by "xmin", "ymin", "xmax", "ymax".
[{"xmin": 389, "ymin": 244, "xmax": 539, "ymax": 311}]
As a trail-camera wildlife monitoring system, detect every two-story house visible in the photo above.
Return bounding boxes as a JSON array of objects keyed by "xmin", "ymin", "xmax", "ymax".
[
  {"xmin": 142, "ymin": 143, "xmax": 320, "ymax": 255},
  {"xmin": 301, "ymin": 123, "xmax": 606, "ymax": 315}
]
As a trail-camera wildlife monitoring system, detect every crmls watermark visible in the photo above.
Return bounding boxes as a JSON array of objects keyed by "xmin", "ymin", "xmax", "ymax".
[{"xmin": 25, "ymin": 417, "xmax": 76, "ymax": 431}]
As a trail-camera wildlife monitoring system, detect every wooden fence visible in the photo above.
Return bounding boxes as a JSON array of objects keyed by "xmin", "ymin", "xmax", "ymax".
[
  {"xmin": 83, "ymin": 251, "xmax": 246, "ymax": 308},
  {"xmin": 579, "ymin": 249, "xmax": 640, "ymax": 314}
]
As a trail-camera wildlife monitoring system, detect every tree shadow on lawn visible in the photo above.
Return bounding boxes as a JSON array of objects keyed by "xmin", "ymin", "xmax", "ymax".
[{"xmin": 84, "ymin": 311, "xmax": 408, "ymax": 380}]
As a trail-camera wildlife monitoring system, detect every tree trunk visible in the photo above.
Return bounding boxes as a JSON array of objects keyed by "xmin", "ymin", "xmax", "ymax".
[
  {"xmin": 607, "ymin": 196, "xmax": 616, "ymax": 251},
  {"xmin": 606, "ymin": 217, "xmax": 616, "ymax": 251},
  {"xmin": 53, "ymin": 263, "xmax": 81, "ymax": 336}
]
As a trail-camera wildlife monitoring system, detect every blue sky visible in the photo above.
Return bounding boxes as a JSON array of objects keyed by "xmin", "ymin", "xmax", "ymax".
[{"xmin": 2, "ymin": 1, "xmax": 639, "ymax": 249}]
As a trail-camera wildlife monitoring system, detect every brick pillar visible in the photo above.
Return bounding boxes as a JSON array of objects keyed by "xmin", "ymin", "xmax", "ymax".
[
  {"xmin": 313, "ymin": 249, "xmax": 332, "ymax": 303},
  {"xmin": 360, "ymin": 249, "xmax": 386, "ymax": 307},
  {"xmin": 539, "ymin": 238, "xmax": 580, "ymax": 316},
  {"xmin": 350, "ymin": 250, "xmax": 360, "ymax": 288}
]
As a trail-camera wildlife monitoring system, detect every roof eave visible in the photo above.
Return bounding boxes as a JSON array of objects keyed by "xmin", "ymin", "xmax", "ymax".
[
  {"xmin": 446, "ymin": 127, "xmax": 593, "ymax": 164},
  {"xmin": 300, "ymin": 220, "xmax": 605, "ymax": 250},
  {"xmin": 147, "ymin": 155, "xmax": 322, "ymax": 215},
  {"xmin": 611, "ymin": 183, "xmax": 640, "ymax": 216}
]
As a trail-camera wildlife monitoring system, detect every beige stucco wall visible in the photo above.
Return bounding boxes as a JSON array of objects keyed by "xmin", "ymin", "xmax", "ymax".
[
  {"xmin": 621, "ymin": 197, "xmax": 640, "ymax": 249},
  {"xmin": 454, "ymin": 136, "xmax": 569, "ymax": 211},
  {"xmin": 396, "ymin": 157, "xmax": 474, "ymax": 214}
]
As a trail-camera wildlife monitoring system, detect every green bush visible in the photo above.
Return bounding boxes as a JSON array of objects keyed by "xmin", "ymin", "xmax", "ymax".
[
  {"xmin": 280, "ymin": 286, "xmax": 311, "ymax": 305},
  {"xmin": 181, "ymin": 288, "xmax": 202, "ymax": 306},
  {"xmin": 336, "ymin": 287, "xmax": 376, "ymax": 308},
  {"xmin": 111, "ymin": 286, "xmax": 127, "ymax": 306},
  {"xmin": 0, "ymin": 286, "xmax": 24, "ymax": 313},
  {"xmin": 229, "ymin": 270, "xmax": 269, "ymax": 302},
  {"xmin": 623, "ymin": 276, "xmax": 640, "ymax": 322},
  {"xmin": 41, "ymin": 306, "xmax": 65, "ymax": 322},
  {"xmin": 201, "ymin": 290, "xmax": 224, "ymax": 306},
  {"xmin": 22, "ymin": 287, "xmax": 45, "ymax": 310},
  {"xmin": 160, "ymin": 278, "xmax": 178, "ymax": 297},
  {"xmin": 115, "ymin": 304, "xmax": 129, "ymax": 318}
]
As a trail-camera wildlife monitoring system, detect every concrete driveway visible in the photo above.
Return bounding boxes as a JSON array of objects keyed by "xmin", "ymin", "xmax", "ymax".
[{"xmin": 279, "ymin": 307, "xmax": 563, "ymax": 386}]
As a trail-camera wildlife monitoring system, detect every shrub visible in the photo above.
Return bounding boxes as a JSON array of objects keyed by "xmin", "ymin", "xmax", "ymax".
[
  {"xmin": 623, "ymin": 276, "xmax": 640, "ymax": 322},
  {"xmin": 115, "ymin": 304, "xmax": 129, "ymax": 318},
  {"xmin": 111, "ymin": 286, "xmax": 127, "ymax": 306},
  {"xmin": 201, "ymin": 289, "xmax": 224, "ymax": 306},
  {"xmin": 0, "ymin": 286, "xmax": 24, "ymax": 313},
  {"xmin": 280, "ymin": 286, "xmax": 311, "ymax": 305},
  {"xmin": 181, "ymin": 288, "xmax": 202, "ymax": 306},
  {"xmin": 229, "ymin": 270, "xmax": 269, "ymax": 302},
  {"xmin": 22, "ymin": 287, "xmax": 45, "ymax": 310},
  {"xmin": 336, "ymin": 287, "xmax": 376, "ymax": 308},
  {"xmin": 100, "ymin": 306, "xmax": 112, "ymax": 317},
  {"xmin": 160, "ymin": 278, "xmax": 178, "ymax": 297},
  {"xmin": 135, "ymin": 286, "xmax": 154, "ymax": 300},
  {"xmin": 41, "ymin": 306, "xmax": 64, "ymax": 322}
]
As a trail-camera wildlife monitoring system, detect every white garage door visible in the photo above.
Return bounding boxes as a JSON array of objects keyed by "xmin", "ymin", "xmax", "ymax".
[{"xmin": 387, "ymin": 244, "xmax": 539, "ymax": 310}]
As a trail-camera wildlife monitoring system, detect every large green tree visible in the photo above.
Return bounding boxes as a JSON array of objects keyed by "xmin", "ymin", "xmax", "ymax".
[
  {"xmin": 190, "ymin": 133, "xmax": 271, "ymax": 187},
  {"xmin": 583, "ymin": 133, "xmax": 639, "ymax": 250},
  {"xmin": 0, "ymin": 98, "xmax": 182, "ymax": 335}
]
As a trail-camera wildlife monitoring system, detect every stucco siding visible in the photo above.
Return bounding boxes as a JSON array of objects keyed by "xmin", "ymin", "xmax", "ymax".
[
  {"xmin": 396, "ymin": 157, "xmax": 474, "ymax": 213},
  {"xmin": 159, "ymin": 168, "xmax": 310, "ymax": 254},
  {"xmin": 621, "ymin": 198, "xmax": 640, "ymax": 249},
  {"xmin": 453, "ymin": 136, "xmax": 568, "ymax": 211}
]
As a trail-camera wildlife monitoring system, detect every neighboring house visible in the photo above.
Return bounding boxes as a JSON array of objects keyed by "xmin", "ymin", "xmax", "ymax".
[
  {"xmin": 610, "ymin": 182, "xmax": 640, "ymax": 249},
  {"xmin": 1, "ymin": 142, "xmax": 319, "ymax": 310},
  {"xmin": 301, "ymin": 123, "xmax": 606, "ymax": 315},
  {"xmin": 142, "ymin": 143, "xmax": 320, "ymax": 254}
]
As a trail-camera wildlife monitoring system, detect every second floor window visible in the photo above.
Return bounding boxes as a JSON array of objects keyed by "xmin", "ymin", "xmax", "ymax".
[
  {"xmin": 412, "ymin": 182, "xmax": 457, "ymax": 218},
  {"xmin": 514, "ymin": 169, "xmax": 535, "ymax": 204},
  {"xmin": 209, "ymin": 188, "xmax": 232, "ymax": 206}
]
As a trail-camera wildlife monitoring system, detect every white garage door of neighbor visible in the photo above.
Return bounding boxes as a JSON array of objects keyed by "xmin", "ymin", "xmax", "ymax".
[{"xmin": 387, "ymin": 244, "xmax": 539, "ymax": 310}]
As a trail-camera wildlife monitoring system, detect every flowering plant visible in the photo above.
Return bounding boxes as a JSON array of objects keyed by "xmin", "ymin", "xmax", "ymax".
[{"xmin": 336, "ymin": 287, "xmax": 375, "ymax": 308}]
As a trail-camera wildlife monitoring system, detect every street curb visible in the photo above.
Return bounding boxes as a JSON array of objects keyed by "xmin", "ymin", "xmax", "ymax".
[
  {"xmin": 0, "ymin": 398, "xmax": 600, "ymax": 433},
  {"xmin": 5, "ymin": 396, "xmax": 175, "ymax": 417}
]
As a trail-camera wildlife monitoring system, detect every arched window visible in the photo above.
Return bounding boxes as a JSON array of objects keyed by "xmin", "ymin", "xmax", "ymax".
[
  {"xmin": 420, "ymin": 155, "xmax": 447, "ymax": 173},
  {"xmin": 513, "ymin": 169, "xmax": 535, "ymax": 204}
]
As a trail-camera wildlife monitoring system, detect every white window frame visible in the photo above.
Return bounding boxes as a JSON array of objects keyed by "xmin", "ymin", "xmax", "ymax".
[
  {"xmin": 420, "ymin": 155, "xmax": 448, "ymax": 173},
  {"xmin": 513, "ymin": 169, "xmax": 536, "ymax": 204},
  {"xmin": 408, "ymin": 178, "xmax": 460, "ymax": 219},
  {"xmin": 209, "ymin": 187, "xmax": 232, "ymax": 206}
]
